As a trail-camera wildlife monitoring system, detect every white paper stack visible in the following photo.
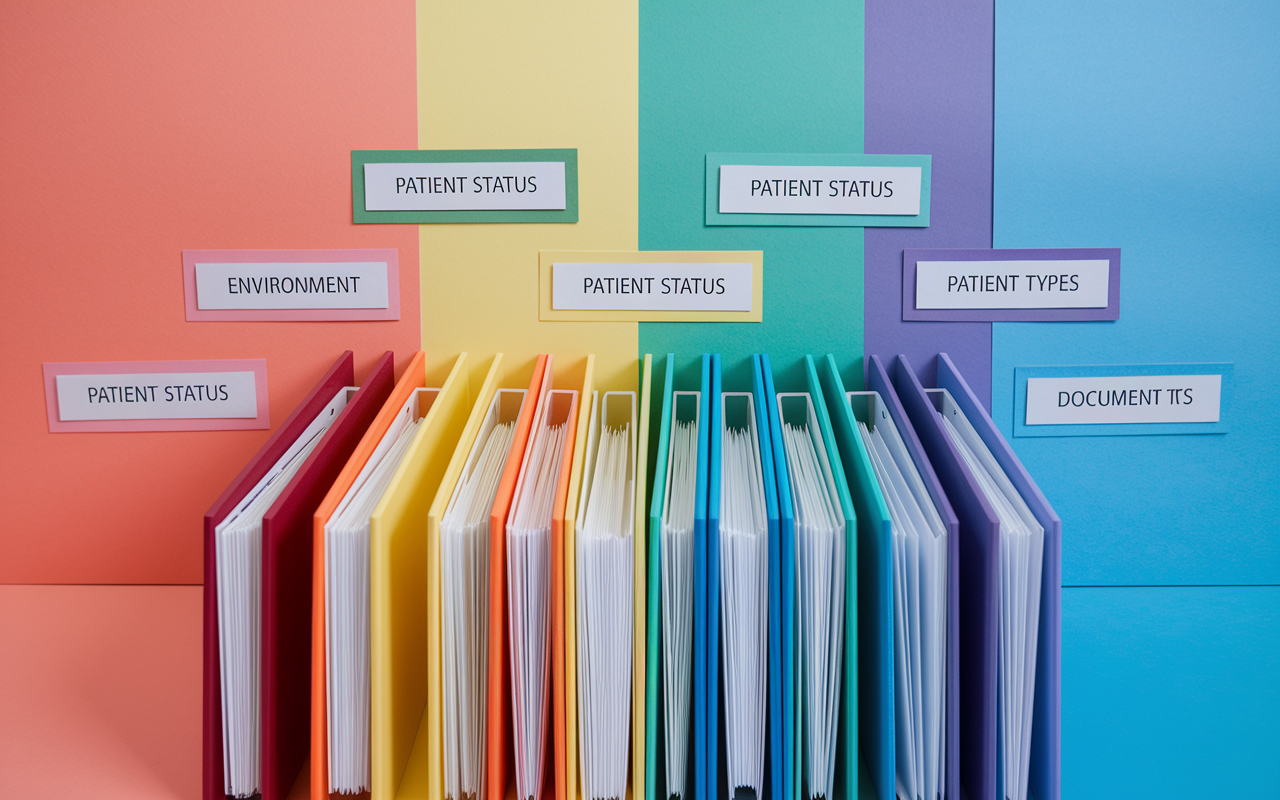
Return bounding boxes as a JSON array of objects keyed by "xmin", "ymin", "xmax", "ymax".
[
  {"xmin": 661, "ymin": 392, "xmax": 700, "ymax": 800},
  {"xmin": 216, "ymin": 386, "xmax": 355, "ymax": 799},
  {"xmin": 854, "ymin": 394, "xmax": 947, "ymax": 800},
  {"xmin": 508, "ymin": 389, "xmax": 577, "ymax": 800},
  {"xmin": 325, "ymin": 387, "xmax": 433, "ymax": 795},
  {"xmin": 576, "ymin": 391, "xmax": 637, "ymax": 800},
  {"xmin": 938, "ymin": 399, "xmax": 1043, "ymax": 800},
  {"xmin": 778, "ymin": 394, "xmax": 845, "ymax": 800},
  {"xmin": 441, "ymin": 388, "xmax": 526, "ymax": 800},
  {"xmin": 719, "ymin": 393, "xmax": 769, "ymax": 800}
]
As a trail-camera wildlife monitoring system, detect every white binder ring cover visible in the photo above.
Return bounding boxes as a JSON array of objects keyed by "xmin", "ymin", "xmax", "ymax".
[
  {"xmin": 325, "ymin": 385, "xmax": 439, "ymax": 795},
  {"xmin": 719, "ymin": 392, "xmax": 769, "ymax": 800},
  {"xmin": 575, "ymin": 390, "xmax": 638, "ymax": 800},
  {"xmin": 661, "ymin": 390, "xmax": 701, "ymax": 800},
  {"xmin": 775, "ymin": 393, "xmax": 846, "ymax": 800},
  {"xmin": 507, "ymin": 384, "xmax": 578, "ymax": 800},
  {"xmin": 440, "ymin": 387, "xmax": 528, "ymax": 800}
]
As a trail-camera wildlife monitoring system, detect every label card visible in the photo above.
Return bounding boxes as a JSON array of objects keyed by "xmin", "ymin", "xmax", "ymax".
[
  {"xmin": 1014, "ymin": 364, "xmax": 1232, "ymax": 437},
  {"xmin": 43, "ymin": 360, "xmax": 270, "ymax": 433},
  {"xmin": 353, "ymin": 149, "xmax": 577, "ymax": 223},
  {"xmin": 705, "ymin": 152, "xmax": 931, "ymax": 227},
  {"xmin": 904, "ymin": 248, "xmax": 1121, "ymax": 322},
  {"xmin": 539, "ymin": 250, "xmax": 763, "ymax": 322},
  {"xmin": 183, "ymin": 249, "xmax": 399, "ymax": 321}
]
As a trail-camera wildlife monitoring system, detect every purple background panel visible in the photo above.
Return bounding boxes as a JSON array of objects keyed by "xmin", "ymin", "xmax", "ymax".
[
  {"xmin": 864, "ymin": 0, "xmax": 994, "ymax": 409},
  {"xmin": 903, "ymin": 248, "xmax": 1121, "ymax": 322}
]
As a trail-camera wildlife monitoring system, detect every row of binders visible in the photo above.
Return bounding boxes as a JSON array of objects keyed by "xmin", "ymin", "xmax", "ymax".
[{"xmin": 204, "ymin": 349, "xmax": 1060, "ymax": 800}]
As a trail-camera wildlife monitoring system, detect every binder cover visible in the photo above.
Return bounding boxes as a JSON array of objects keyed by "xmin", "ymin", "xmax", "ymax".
[
  {"xmin": 632, "ymin": 355, "xmax": 654, "ymax": 800},
  {"xmin": 558, "ymin": 357, "xmax": 590, "ymax": 800},
  {"xmin": 643, "ymin": 354, "xmax": 675, "ymax": 800},
  {"xmin": 368, "ymin": 352, "xmax": 480, "ymax": 800},
  {"xmin": 934, "ymin": 353, "xmax": 1061, "ymax": 800},
  {"xmin": 830, "ymin": 355, "xmax": 961, "ymax": 800},
  {"xmin": 888, "ymin": 355, "xmax": 999, "ymax": 800},
  {"xmin": 751, "ymin": 355, "xmax": 783, "ymax": 800},
  {"xmin": 204, "ymin": 350, "xmax": 361, "ymax": 800},
  {"xmin": 311, "ymin": 351, "xmax": 430, "ymax": 800},
  {"xmin": 487, "ymin": 356, "xmax": 553, "ymax": 800},
  {"xmin": 705, "ymin": 354, "xmax": 721, "ymax": 800},
  {"xmin": 758, "ymin": 355, "xmax": 794, "ymax": 800},
  {"xmin": 693, "ymin": 355, "xmax": 711, "ymax": 800},
  {"xmin": 801, "ymin": 355, "xmax": 858, "ymax": 800}
]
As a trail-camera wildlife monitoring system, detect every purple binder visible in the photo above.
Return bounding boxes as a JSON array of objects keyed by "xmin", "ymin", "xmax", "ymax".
[
  {"xmin": 887, "ymin": 354, "xmax": 999, "ymax": 800},
  {"xmin": 935, "ymin": 353, "xmax": 1060, "ymax": 800},
  {"xmin": 866, "ymin": 355, "xmax": 960, "ymax": 800}
]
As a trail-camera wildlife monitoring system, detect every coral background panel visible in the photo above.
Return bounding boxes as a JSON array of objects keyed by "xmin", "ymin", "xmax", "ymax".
[
  {"xmin": 0, "ymin": 1, "xmax": 421, "ymax": 584},
  {"xmin": 0, "ymin": 585, "xmax": 201, "ymax": 799}
]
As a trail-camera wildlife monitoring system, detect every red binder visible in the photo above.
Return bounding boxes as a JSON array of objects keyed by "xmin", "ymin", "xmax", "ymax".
[{"xmin": 203, "ymin": 351, "xmax": 395, "ymax": 800}]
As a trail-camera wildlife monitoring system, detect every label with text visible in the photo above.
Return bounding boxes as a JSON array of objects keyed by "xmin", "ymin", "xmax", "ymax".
[
  {"xmin": 363, "ymin": 161, "xmax": 566, "ymax": 211},
  {"xmin": 1025, "ymin": 374, "xmax": 1222, "ymax": 426},
  {"xmin": 44, "ymin": 360, "xmax": 269, "ymax": 432},
  {"xmin": 552, "ymin": 262, "xmax": 754, "ymax": 312},
  {"xmin": 718, "ymin": 163, "xmax": 921, "ymax": 216},
  {"xmin": 195, "ymin": 262, "xmax": 389, "ymax": 310},
  {"xmin": 916, "ymin": 259, "xmax": 1110, "ymax": 309}
]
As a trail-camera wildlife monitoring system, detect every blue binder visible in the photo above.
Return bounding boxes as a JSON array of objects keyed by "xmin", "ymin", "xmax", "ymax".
[
  {"xmin": 752, "ymin": 355, "xmax": 784, "ymax": 800},
  {"xmin": 694, "ymin": 354, "xmax": 711, "ymax": 800}
]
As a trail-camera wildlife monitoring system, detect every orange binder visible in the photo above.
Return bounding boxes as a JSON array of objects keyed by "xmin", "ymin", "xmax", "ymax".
[
  {"xmin": 312, "ymin": 352, "xmax": 427, "ymax": 800},
  {"xmin": 486, "ymin": 355, "xmax": 551, "ymax": 800}
]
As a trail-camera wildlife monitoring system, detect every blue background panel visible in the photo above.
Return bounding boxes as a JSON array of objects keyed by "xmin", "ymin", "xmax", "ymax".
[
  {"xmin": 1063, "ymin": 587, "xmax": 1280, "ymax": 798},
  {"xmin": 992, "ymin": 0, "xmax": 1280, "ymax": 585}
]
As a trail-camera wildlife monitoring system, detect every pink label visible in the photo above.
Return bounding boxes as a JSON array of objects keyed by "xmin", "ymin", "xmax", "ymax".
[
  {"xmin": 43, "ymin": 359, "xmax": 270, "ymax": 433},
  {"xmin": 182, "ymin": 249, "xmax": 400, "ymax": 321}
]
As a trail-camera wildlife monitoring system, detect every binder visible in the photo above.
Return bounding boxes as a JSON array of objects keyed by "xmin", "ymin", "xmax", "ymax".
[
  {"xmin": 890, "ymin": 353, "xmax": 1060, "ymax": 800},
  {"xmin": 567, "ymin": 356, "xmax": 652, "ymax": 800},
  {"xmin": 203, "ymin": 350, "xmax": 394, "ymax": 800},
  {"xmin": 557, "ymin": 356, "xmax": 591, "ymax": 800},
  {"xmin": 368, "ymin": 352, "xmax": 484, "ymax": 800},
  {"xmin": 763, "ymin": 355, "xmax": 858, "ymax": 800},
  {"xmin": 311, "ymin": 351, "xmax": 437, "ymax": 800},
  {"xmin": 707, "ymin": 354, "xmax": 783, "ymax": 800},
  {"xmin": 645, "ymin": 354, "xmax": 710, "ymax": 800},
  {"xmin": 757, "ymin": 355, "xmax": 794, "ymax": 800},
  {"xmin": 825, "ymin": 355, "xmax": 960, "ymax": 800},
  {"xmin": 486, "ymin": 355, "xmax": 552, "ymax": 800},
  {"xmin": 933, "ymin": 354, "xmax": 1060, "ymax": 800}
]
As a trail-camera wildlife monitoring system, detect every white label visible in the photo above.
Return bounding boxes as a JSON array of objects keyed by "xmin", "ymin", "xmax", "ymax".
[
  {"xmin": 916, "ymin": 259, "xmax": 1110, "ymax": 309},
  {"xmin": 363, "ymin": 161, "xmax": 566, "ymax": 211},
  {"xmin": 1025, "ymin": 374, "xmax": 1222, "ymax": 425},
  {"xmin": 718, "ymin": 164, "xmax": 921, "ymax": 215},
  {"xmin": 552, "ymin": 262, "xmax": 754, "ymax": 312},
  {"xmin": 194, "ymin": 262, "xmax": 389, "ymax": 310},
  {"xmin": 55, "ymin": 371, "xmax": 259, "ymax": 421}
]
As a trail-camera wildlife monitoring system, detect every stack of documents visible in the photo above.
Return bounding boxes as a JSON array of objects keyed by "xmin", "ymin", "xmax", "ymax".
[
  {"xmin": 215, "ymin": 386, "xmax": 352, "ymax": 798},
  {"xmin": 856, "ymin": 397, "xmax": 947, "ymax": 800},
  {"xmin": 508, "ymin": 389, "xmax": 577, "ymax": 800},
  {"xmin": 660, "ymin": 392, "xmax": 700, "ymax": 800},
  {"xmin": 718, "ymin": 393, "xmax": 769, "ymax": 800},
  {"xmin": 441, "ymin": 389, "xmax": 525, "ymax": 800},
  {"xmin": 938, "ymin": 398, "xmax": 1043, "ymax": 800},
  {"xmin": 575, "ymin": 391, "xmax": 637, "ymax": 800},
  {"xmin": 324, "ymin": 388, "xmax": 429, "ymax": 794},
  {"xmin": 777, "ymin": 393, "xmax": 845, "ymax": 800}
]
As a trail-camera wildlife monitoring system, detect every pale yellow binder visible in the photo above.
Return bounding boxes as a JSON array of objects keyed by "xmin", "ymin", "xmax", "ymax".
[
  {"xmin": 563, "ymin": 355, "xmax": 652, "ymax": 800},
  {"xmin": 368, "ymin": 352, "xmax": 477, "ymax": 800}
]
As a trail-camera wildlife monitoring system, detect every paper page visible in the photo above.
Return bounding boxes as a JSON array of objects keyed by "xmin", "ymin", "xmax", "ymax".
[
  {"xmin": 719, "ymin": 393, "xmax": 768, "ymax": 800},
  {"xmin": 215, "ymin": 386, "xmax": 353, "ymax": 798},
  {"xmin": 576, "ymin": 391, "xmax": 637, "ymax": 800},
  {"xmin": 661, "ymin": 391, "xmax": 699, "ymax": 800}
]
